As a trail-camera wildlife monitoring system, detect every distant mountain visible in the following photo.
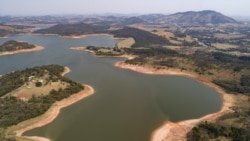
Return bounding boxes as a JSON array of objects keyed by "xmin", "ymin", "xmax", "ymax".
[
  {"xmin": 0, "ymin": 24, "xmax": 33, "ymax": 37},
  {"xmin": 33, "ymin": 23, "xmax": 109, "ymax": 36},
  {"xmin": 138, "ymin": 14, "xmax": 165, "ymax": 23},
  {"xmin": 121, "ymin": 17, "xmax": 144, "ymax": 25},
  {"xmin": 111, "ymin": 27, "xmax": 170, "ymax": 47},
  {"xmin": 150, "ymin": 10, "xmax": 238, "ymax": 26}
]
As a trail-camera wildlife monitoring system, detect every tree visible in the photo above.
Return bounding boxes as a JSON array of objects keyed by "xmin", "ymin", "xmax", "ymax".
[{"xmin": 35, "ymin": 82, "xmax": 42, "ymax": 87}]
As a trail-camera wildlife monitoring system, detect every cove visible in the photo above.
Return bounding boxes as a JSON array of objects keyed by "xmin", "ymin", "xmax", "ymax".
[{"xmin": 0, "ymin": 34, "xmax": 222, "ymax": 141}]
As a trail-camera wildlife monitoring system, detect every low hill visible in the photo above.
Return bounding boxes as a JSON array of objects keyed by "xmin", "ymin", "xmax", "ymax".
[
  {"xmin": 33, "ymin": 23, "xmax": 109, "ymax": 36},
  {"xmin": 154, "ymin": 10, "xmax": 238, "ymax": 26},
  {"xmin": 121, "ymin": 17, "xmax": 144, "ymax": 25},
  {"xmin": 0, "ymin": 24, "xmax": 32, "ymax": 37},
  {"xmin": 139, "ymin": 14, "xmax": 165, "ymax": 23},
  {"xmin": 0, "ymin": 40, "xmax": 35, "ymax": 52},
  {"xmin": 111, "ymin": 27, "xmax": 170, "ymax": 47}
]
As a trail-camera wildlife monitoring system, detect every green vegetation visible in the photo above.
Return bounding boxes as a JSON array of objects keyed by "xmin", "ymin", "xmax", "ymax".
[
  {"xmin": 0, "ymin": 40, "xmax": 35, "ymax": 52},
  {"xmin": 86, "ymin": 46, "xmax": 123, "ymax": 56},
  {"xmin": 111, "ymin": 27, "xmax": 171, "ymax": 47},
  {"xmin": 122, "ymin": 47, "xmax": 250, "ymax": 141},
  {"xmin": 0, "ymin": 65, "xmax": 84, "ymax": 140},
  {"xmin": 123, "ymin": 47, "xmax": 250, "ymax": 95},
  {"xmin": 187, "ymin": 121, "xmax": 248, "ymax": 141},
  {"xmin": 187, "ymin": 104, "xmax": 250, "ymax": 141},
  {"xmin": 33, "ymin": 23, "xmax": 109, "ymax": 36}
]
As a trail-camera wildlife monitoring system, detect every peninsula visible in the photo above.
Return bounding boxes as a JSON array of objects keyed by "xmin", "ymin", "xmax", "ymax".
[{"xmin": 0, "ymin": 65, "xmax": 94, "ymax": 141}]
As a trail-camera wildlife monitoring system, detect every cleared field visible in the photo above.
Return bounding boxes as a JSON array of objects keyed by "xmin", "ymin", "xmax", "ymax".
[
  {"xmin": 214, "ymin": 33, "xmax": 245, "ymax": 39},
  {"xmin": 116, "ymin": 37, "xmax": 135, "ymax": 48},
  {"xmin": 6, "ymin": 79, "xmax": 68, "ymax": 100},
  {"xmin": 184, "ymin": 35, "xmax": 194, "ymax": 42},
  {"xmin": 212, "ymin": 43, "xmax": 239, "ymax": 50},
  {"xmin": 153, "ymin": 31, "xmax": 175, "ymax": 39}
]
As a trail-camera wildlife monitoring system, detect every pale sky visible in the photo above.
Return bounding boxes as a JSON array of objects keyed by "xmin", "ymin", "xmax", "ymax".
[{"xmin": 1, "ymin": 0, "xmax": 250, "ymax": 16}]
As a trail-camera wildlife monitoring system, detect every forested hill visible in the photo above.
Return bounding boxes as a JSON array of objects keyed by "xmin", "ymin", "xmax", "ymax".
[
  {"xmin": 33, "ymin": 23, "xmax": 109, "ymax": 36},
  {"xmin": 111, "ymin": 27, "xmax": 170, "ymax": 47},
  {"xmin": 0, "ymin": 40, "xmax": 35, "ymax": 52}
]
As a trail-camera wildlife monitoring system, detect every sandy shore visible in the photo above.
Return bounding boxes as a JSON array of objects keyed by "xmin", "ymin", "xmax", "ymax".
[
  {"xmin": 16, "ymin": 85, "xmax": 94, "ymax": 141},
  {"xmin": 14, "ymin": 67, "xmax": 95, "ymax": 141},
  {"xmin": 69, "ymin": 46, "xmax": 86, "ymax": 51},
  {"xmin": 23, "ymin": 136, "xmax": 50, "ymax": 141},
  {"xmin": 61, "ymin": 66, "xmax": 71, "ymax": 76},
  {"xmin": 15, "ymin": 85, "xmax": 94, "ymax": 141},
  {"xmin": 115, "ymin": 62, "xmax": 235, "ymax": 141},
  {"xmin": 0, "ymin": 46, "xmax": 44, "ymax": 56}
]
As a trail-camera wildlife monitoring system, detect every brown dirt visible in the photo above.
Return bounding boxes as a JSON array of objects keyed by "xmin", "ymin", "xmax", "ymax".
[{"xmin": 61, "ymin": 66, "xmax": 71, "ymax": 76}]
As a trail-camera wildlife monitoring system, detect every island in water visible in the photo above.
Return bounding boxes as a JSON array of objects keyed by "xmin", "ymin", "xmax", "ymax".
[{"xmin": 0, "ymin": 40, "xmax": 44, "ymax": 56}]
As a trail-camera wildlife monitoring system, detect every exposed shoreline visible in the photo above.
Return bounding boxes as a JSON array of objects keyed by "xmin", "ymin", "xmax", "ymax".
[
  {"xmin": 14, "ymin": 67, "xmax": 95, "ymax": 141},
  {"xmin": 0, "ymin": 45, "xmax": 44, "ymax": 56},
  {"xmin": 15, "ymin": 85, "xmax": 94, "ymax": 141},
  {"xmin": 61, "ymin": 66, "xmax": 71, "ymax": 76},
  {"xmin": 115, "ymin": 62, "xmax": 235, "ymax": 141}
]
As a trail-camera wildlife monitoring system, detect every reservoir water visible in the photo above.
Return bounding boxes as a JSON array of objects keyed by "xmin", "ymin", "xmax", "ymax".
[{"xmin": 0, "ymin": 34, "xmax": 222, "ymax": 141}]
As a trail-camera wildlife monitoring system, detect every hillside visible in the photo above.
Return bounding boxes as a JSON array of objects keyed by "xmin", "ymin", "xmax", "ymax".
[
  {"xmin": 33, "ymin": 23, "xmax": 109, "ymax": 36},
  {"xmin": 0, "ymin": 24, "xmax": 33, "ymax": 37},
  {"xmin": 111, "ymin": 27, "xmax": 170, "ymax": 47},
  {"xmin": 153, "ymin": 10, "xmax": 238, "ymax": 26}
]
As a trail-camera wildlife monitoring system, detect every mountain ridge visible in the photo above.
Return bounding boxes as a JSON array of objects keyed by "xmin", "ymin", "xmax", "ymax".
[{"xmin": 153, "ymin": 10, "xmax": 238, "ymax": 26}]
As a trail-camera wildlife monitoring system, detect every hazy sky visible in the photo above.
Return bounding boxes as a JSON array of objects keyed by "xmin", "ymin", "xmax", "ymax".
[{"xmin": 1, "ymin": 0, "xmax": 250, "ymax": 16}]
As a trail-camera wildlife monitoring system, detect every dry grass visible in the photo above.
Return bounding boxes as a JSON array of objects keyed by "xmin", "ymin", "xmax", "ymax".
[
  {"xmin": 169, "ymin": 39, "xmax": 182, "ymax": 45},
  {"xmin": 212, "ymin": 43, "xmax": 239, "ymax": 50},
  {"xmin": 214, "ymin": 33, "xmax": 245, "ymax": 39},
  {"xmin": 164, "ymin": 46, "xmax": 182, "ymax": 50},
  {"xmin": 153, "ymin": 31, "xmax": 175, "ymax": 39},
  {"xmin": 116, "ymin": 37, "xmax": 135, "ymax": 48},
  {"xmin": 184, "ymin": 36, "xmax": 194, "ymax": 42},
  {"xmin": 227, "ymin": 51, "xmax": 250, "ymax": 56},
  {"xmin": 6, "ymin": 80, "xmax": 68, "ymax": 100}
]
